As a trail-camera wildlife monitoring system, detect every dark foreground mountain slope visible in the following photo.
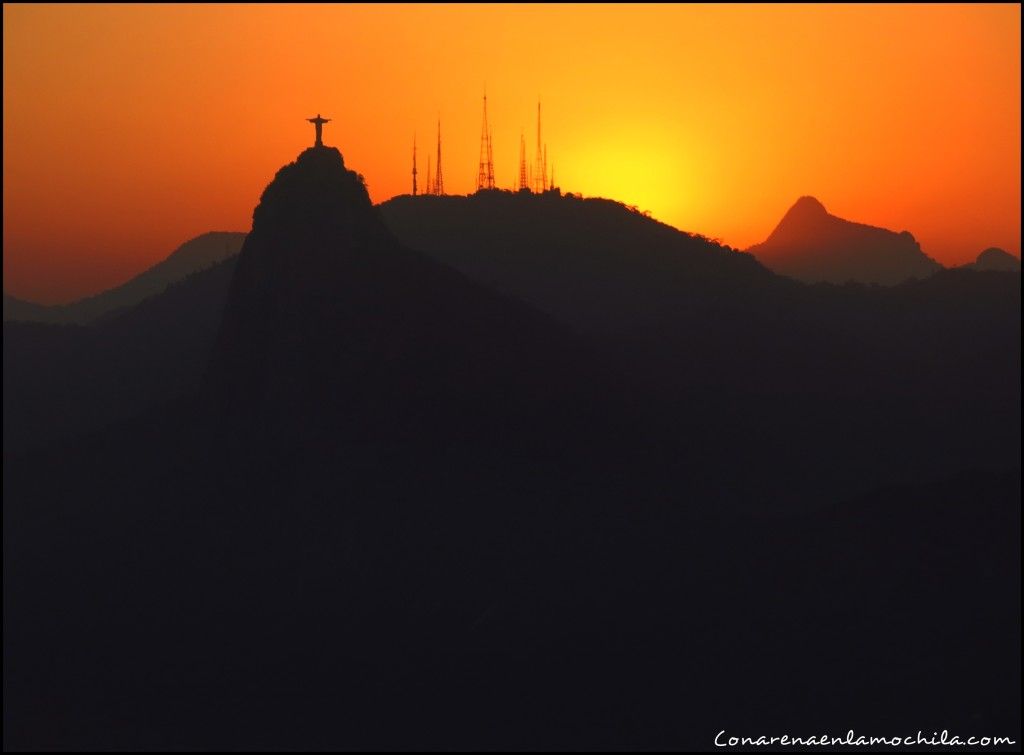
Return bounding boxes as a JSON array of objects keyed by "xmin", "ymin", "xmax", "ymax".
[
  {"xmin": 5, "ymin": 408, "xmax": 1019, "ymax": 749},
  {"xmin": 2, "ymin": 231, "xmax": 245, "ymax": 324},
  {"xmin": 4, "ymin": 149, "xmax": 1020, "ymax": 749},
  {"xmin": 746, "ymin": 196, "xmax": 942, "ymax": 284}
]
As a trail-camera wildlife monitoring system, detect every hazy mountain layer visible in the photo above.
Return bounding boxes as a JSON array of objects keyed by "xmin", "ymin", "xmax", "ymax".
[
  {"xmin": 2, "ymin": 231, "xmax": 245, "ymax": 324},
  {"xmin": 3, "ymin": 258, "xmax": 237, "ymax": 452}
]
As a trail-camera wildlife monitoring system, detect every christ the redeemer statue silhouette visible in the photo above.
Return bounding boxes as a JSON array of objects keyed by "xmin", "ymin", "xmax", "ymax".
[{"xmin": 307, "ymin": 114, "xmax": 331, "ymax": 147}]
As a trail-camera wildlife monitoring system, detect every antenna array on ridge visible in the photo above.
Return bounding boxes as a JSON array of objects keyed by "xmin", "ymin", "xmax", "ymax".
[{"xmin": 409, "ymin": 95, "xmax": 554, "ymax": 196}]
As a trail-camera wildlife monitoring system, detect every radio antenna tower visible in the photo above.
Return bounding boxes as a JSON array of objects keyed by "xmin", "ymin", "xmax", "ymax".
[
  {"xmin": 425, "ymin": 153, "xmax": 432, "ymax": 196},
  {"xmin": 543, "ymin": 144, "xmax": 548, "ymax": 192},
  {"xmin": 412, "ymin": 134, "xmax": 418, "ymax": 196},
  {"xmin": 476, "ymin": 93, "xmax": 495, "ymax": 191},
  {"xmin": 488, "ymin": 127, "xmax": 495, "ymax": 188},
  {"xmin": 534, "ymin": 100, "xmax": 544, "ymax": 194},
  {"xmin": 518, "ymin": 130, "xmax": 529, "ymax": 191},
  {"xmin": 434, "ymin": 118, "xmax": 445, "ymax": 195}
]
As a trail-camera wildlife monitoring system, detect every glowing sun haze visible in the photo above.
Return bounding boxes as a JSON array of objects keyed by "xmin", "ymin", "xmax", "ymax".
[{"xmin": 3, "ymin": 3, "xmax": 1020, "ymax": 303}]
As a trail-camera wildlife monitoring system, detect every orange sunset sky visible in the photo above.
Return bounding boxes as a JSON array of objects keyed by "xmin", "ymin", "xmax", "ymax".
[{"xmin": 3, "ymin": 3, "xmax": 1021, "ymax": 304}]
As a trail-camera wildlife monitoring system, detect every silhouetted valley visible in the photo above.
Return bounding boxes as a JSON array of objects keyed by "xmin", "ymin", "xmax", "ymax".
[{"xmin": 4, "ymin": 147, "xmax": 1020, "ymax": 749}]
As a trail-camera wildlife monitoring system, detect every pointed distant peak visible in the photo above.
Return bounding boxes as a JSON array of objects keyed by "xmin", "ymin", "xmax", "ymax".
[
  {"xmin": 767, "ymin": 196, "xmax": 831, "ymax": 239},
  {"xmin": 748, "ymin": 194, "xmax": 943, "ymax": 285},
  {"xmin": 788, "ymin": 195, "xmax": 828, "ymax": 218}
]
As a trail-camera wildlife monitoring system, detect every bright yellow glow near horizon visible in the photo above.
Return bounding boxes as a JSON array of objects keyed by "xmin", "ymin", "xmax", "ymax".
[{"xmin": 3, "ymin": 3, "xmax": 1021, "ymax": 303}]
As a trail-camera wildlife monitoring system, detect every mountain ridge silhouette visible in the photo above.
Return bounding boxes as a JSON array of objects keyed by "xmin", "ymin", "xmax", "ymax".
[
  {"xmin": 379, "ymin": 190, "xmax": 779, "ymax": 335},
  {"xmin": 6, "ymin": 175, "xmax": 1019, "ymax": 477}
]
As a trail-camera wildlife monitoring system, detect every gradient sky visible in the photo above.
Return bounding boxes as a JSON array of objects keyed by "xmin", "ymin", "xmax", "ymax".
[{"xmin": 4, "ymin": 3, "xmax": 1021, "ymax": 303}]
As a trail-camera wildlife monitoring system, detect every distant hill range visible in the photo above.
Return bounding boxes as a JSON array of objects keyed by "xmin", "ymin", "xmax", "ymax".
[
  {"xmin": 966, "ymin": 247, "xmax": 1021, "ymax": 272},
  {"xmin": 3, "ymin": 231, "xmax": 246, "ymax": 324},
  {"xmin": 746, "ymin": 196, "xmax": 943, "ymax": 285}
]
